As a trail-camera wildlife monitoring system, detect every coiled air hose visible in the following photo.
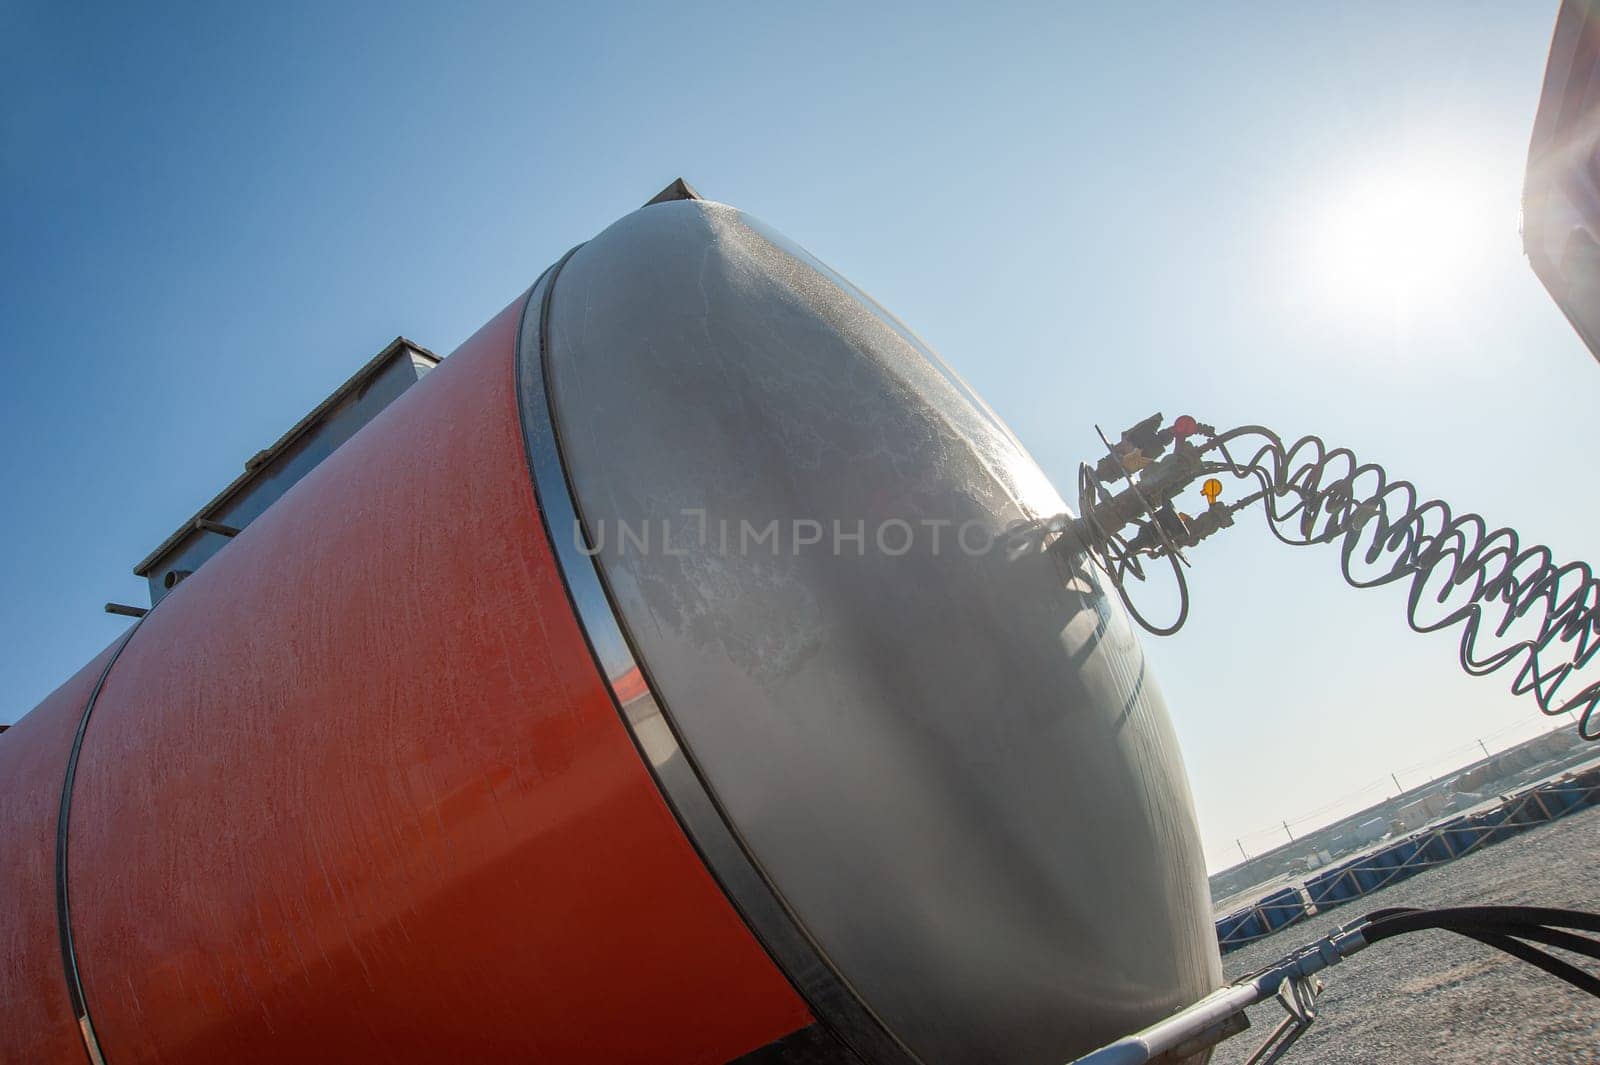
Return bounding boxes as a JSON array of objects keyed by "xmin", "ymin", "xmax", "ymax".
[{"xmin": 1063, "ymin": 416, "xmax": 1600, "ymax": 738}]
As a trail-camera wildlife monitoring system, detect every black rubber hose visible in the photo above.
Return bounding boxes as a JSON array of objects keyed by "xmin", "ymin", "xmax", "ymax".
[
  {"xmin": 1361, "ymin": 905, "xmax": 1600, "ymax": 937},
  {"xmin": 1355, "ymin": 905, "xmax": 1600, "ymax": 998}
]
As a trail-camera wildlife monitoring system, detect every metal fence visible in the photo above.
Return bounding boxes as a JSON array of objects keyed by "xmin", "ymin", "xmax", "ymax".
[{"xmin": 1215, "ymin": 762, "xmax": 1600, "ymax": 954}]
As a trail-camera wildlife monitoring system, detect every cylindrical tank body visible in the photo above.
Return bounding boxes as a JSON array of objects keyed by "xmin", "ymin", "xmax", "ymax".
[{"xmin": 0, "ymin": 197, "xmax": 1219, "ymax": 1065}]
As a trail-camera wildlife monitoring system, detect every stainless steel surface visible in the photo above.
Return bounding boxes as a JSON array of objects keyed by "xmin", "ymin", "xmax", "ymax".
[
  {"xmin": 538, "ymin": 199, "xmax": 1221, "ymax": 1064},
  {"xmin": 516, "ymin": 261, "xmax": 896, "ymax": 1065}
]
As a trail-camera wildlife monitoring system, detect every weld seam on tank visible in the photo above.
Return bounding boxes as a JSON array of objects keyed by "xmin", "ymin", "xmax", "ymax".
[
  {"xmin": 512, "ymin": 241, "xmax": 917, "ymax": 1065},
  {"xmin": 55, "ymin": 617, "xmax": 145, "ymax": 1065}
]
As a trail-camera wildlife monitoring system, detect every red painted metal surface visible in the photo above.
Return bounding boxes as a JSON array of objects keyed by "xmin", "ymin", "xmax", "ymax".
[
  {"xmin": 0, "ymin": 642, "xmax": 118, "ymax": 1065},
  {"xmin": 43, "ymin": 296, "xmax": 809, "ymax": 1063}
]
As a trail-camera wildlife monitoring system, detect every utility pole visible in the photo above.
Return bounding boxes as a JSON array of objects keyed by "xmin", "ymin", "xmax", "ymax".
[
  {"xmin": 1237, "ymin": 839, "xmax": 1247, "ymax": 860},
  {"xmin": 1282, "ymin": 821, "xmax": 1294, "ymax": 842},
  {"xmin": 1391, "ymin": 772, "xmax": 1403, "ymax": 796},
  {"xmin": 1478, "ymin": 738, "xmax": 1491, "ymax": 761}
]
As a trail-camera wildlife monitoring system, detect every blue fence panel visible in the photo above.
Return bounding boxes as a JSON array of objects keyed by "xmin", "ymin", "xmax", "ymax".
[
  {"xmin": 1383, "ymin": 837, "xmax": 1423, "ymax": 869},
  {"xmin": 1215, "ymin": 908, "xmax": 1266, "ymax": 954},
  {"xmin": 1467, "ymin": 804, "xmax": 1514, "ymax": 847},
  {"xmin": 1534, "ymin": 777, "xmax": 1598, "ymax": 819},
  {"xmin": 1348, "ymin": 847, "xmax": 1403, "ymax": 893},
  {"xmin": 1504, "ymin": 789, "xmax": 1556, "ymax": 829},
  {"xmin": 1415, "ymin": 826, "xmax": 1458, "ymax": 864},
  {"xmin": 1257, "ymin": 886, "xmax": 1308, "ymax": 932},
  {"xmin": 1214, "ymin": 772, "xmax": 1600, "ymax": 954},
  {"xmin": 1436, "ymin": 814, "xmax": 1479, "ymax": 857},
  {"xmin": 1305, "ymin": 862, "xmax": 1360, "ymax": 910}
]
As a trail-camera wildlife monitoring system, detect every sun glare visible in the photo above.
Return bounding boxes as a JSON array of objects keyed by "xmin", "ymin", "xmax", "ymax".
[{"xmin": 1307, "ymin": 165, "xmax": 1494, "ymax": 318}]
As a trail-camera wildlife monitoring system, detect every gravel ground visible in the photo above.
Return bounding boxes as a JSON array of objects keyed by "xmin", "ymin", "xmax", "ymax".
[{"xmin": 1210, "ymin": 803, "xmax": 1600, "ymax": 1064}]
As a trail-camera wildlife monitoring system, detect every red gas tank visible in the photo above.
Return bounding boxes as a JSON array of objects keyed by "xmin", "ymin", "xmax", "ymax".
[{"xmin": 0, "ymin": 190, "xmax": 1219, "ymax": 1065}]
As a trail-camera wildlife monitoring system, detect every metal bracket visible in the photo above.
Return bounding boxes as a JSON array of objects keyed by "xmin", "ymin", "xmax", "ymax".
[
  {"xmin": 1066, "ymin": 924, "xmax": 1366, "ymax": 1065},
  {"xmin": 1242, "ymin": 974, "xmax": 1322, "ymax": 1065},
  {"xmin": 1093, "ymin": 424, "xmax": 1192, "ymax": 569}
]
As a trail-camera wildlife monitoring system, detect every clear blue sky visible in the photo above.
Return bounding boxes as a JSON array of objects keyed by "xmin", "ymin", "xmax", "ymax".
[{"xmin": 4, "ymin": 2, "xmax": 1595, "ymax": 868}]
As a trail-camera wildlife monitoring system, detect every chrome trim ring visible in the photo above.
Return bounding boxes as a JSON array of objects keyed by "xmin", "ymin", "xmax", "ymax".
[
  {"xmin": 513, "ymin": 250, "xmax": 916, "ymax": 1065},
  {"xmin": 57, "ymin": 618, "xmax": 145, "ymax": 1065}
]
